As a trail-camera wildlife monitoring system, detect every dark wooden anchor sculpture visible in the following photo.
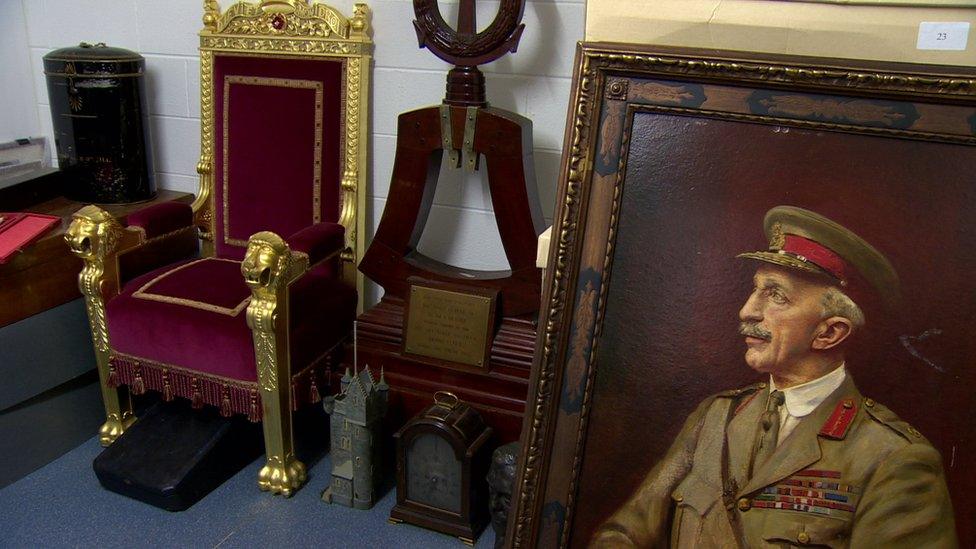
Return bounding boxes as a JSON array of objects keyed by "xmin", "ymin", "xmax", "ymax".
[
  {"xmin": 359, "ymin": 0, "xmax": 543, "ymax": 317},
  {"xmin": 356, "ymin": 0, "xmax": 542, "ymax": 443}
]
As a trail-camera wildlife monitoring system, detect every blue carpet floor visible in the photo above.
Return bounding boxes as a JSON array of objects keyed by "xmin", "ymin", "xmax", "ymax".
[{"xmin": 0, "ymin": 437, "xmax": 496, "ymax": 548}]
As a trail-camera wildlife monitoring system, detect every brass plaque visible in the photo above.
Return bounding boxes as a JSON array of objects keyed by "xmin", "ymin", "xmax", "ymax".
[{"xmin": 404, "ymin": 285, "xmax": 494, "ymax": 367}]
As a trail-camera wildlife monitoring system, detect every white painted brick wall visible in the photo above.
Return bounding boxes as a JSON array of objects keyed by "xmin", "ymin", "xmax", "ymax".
[
  {"xmin": 145, "ymin": 56, "xmax": 191, "ymax": 118},
  {"xmin": 19, "ymin": 0, "xmax": 584, "ymax": 306},
  {"xmin": 0, "ymin": 2, "xmax": 40, "ymax": 143}
]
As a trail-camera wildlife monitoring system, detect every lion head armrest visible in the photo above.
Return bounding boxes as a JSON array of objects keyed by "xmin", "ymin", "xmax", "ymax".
[
  {"xmin": 286, "ymin": 222, "xmax": 345, "ymax": 266},
  {"xmin": 67, "ymin": 203, "xmax": 200, "ymax": 298},
  {"xmin": 126, "ymin": 201, "xmax": 194, "ymax": 240}
]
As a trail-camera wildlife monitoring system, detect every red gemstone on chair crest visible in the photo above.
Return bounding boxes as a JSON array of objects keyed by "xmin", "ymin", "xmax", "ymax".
[{"xmin": 271, "ymin": 14, "xmax": 286, "ymax": 30}]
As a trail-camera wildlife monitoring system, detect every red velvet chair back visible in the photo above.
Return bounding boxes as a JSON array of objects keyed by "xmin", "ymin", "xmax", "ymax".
[{"xmin": 213, "ymin": 55, "xmax": 344, "ymax": 260}]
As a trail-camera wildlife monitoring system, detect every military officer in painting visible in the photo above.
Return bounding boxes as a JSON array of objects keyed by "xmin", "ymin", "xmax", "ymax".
[{"xmin": 591, "ymin": 206, "xmax": 957, "ymax": 548}]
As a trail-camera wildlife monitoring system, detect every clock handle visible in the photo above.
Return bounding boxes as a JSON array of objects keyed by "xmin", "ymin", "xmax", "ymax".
[{"xmin": 433, "ymin": 391, "xmax": 460, "ymax": 410}]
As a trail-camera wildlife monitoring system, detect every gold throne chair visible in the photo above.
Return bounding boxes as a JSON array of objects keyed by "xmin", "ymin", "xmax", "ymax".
[{"xmin": 65, "ymin": 0, "xmax": 371, "ymax": 496}]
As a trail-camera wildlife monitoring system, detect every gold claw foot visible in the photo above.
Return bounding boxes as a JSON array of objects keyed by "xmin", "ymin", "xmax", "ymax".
[
  {"xmin": 98, "ymin": 413, "xmax": 136, "ymax": 446},
  {"xmin": 257, "ymin": 455, "xmax": 307, "ymax": 497}
]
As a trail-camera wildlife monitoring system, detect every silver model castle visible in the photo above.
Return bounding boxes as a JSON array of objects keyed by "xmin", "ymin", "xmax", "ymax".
[{"xmin": 322, "ymin": 366, "xmax": 389, "ymax": 509}]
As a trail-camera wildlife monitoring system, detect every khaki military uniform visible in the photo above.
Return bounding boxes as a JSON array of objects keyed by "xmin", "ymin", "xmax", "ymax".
[{"xmin": 590, "ymin": 375, "xmax": 957, "ymax": 548}]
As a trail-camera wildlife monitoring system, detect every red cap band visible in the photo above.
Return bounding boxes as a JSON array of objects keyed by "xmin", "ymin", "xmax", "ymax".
[{"xmin": 780, "ymin": 235, "xmax": 849, "ymax": 282}]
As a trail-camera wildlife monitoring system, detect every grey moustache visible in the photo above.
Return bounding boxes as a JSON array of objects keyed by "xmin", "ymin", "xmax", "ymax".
[{"xmin": 739, "ymin": 322, "xmax": 772, "ymax": 341}]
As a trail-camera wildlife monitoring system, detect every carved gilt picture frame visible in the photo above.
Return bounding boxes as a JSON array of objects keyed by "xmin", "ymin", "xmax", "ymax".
[{"xmin": 509, "ymin": 43, "xmax": 976, "ymax": 547}]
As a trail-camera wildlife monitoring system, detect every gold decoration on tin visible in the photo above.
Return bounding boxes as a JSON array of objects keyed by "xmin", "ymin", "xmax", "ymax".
[
  {"xmin": 66, "ymin": 205, "xmax": 136, "ymax": 446},
  {"xmin": 243, "ymin": 231, "xmax": 307, "ymax": 496},
  {"xmin": 68, "ymin": 94, "xmax": 83, "ymax": 112},
  {"xmin": 63, "ymin": 61, "xmax": 84, "ymax": 112}
]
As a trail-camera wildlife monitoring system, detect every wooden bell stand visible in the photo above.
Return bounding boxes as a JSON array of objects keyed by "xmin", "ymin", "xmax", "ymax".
[{"xmin": 354, "ymin": 0, "xmax": 543, "ymax": 444}]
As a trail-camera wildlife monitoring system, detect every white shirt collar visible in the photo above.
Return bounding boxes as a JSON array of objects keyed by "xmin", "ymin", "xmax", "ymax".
[{"xmin": 769, "ymin": 363, "xmax": 847, "ymax": 419}]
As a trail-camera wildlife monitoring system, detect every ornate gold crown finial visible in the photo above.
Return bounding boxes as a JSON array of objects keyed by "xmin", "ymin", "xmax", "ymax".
[
  {"xmin": 203, "ymin": 0, "xmax": 220, "ymax": 30},
  {"xmin": 351, "ymin": 3, "xmax": 369, "ymax": 34}
]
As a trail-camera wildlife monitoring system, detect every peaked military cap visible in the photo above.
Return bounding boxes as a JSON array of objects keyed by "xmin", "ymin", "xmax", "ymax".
[{"xmin": 738, "ymin": 206, "xmax": 901, "ymax": 310}]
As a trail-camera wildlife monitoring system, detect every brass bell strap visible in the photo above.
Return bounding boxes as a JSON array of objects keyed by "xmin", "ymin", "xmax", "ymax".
[
  {"xmin": 439, "ymin": 105, "xmax": 459, "ymax": 168},
  {"xmin": 438, "ymin": 105, "xmax": 481, "ymax": 172}
]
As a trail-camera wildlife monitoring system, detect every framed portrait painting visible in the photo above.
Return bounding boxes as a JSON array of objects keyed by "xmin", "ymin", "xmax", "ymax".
[{"xmin": 508, "ymin": 43, "xmax": 976, "ymax": 548}]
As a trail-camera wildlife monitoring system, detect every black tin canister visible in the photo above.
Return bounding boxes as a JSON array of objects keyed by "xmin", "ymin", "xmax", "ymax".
[{"xmin": 44, "ymin": 43, "xmax": 156, "ymax": 204}]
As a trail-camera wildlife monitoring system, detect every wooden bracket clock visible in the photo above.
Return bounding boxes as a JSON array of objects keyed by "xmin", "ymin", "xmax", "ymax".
[
  {"xmin": 390, "ymin": 392, "xmax": 492, "ymax": 545},
  {"xmin": 355, "ymin": 0, "xmax": 543, "ymax": 443}
]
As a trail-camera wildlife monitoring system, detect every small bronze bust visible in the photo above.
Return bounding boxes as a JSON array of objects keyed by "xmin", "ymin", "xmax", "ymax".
[{"xmin": 487, "ymin": 442, "xmax": 520, "ymax": 548}]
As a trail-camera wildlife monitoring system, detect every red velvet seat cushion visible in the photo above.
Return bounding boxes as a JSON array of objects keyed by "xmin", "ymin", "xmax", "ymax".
[{"xmin": 106, "ymin": 257, "xmax": 356, "ymax": 382}]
